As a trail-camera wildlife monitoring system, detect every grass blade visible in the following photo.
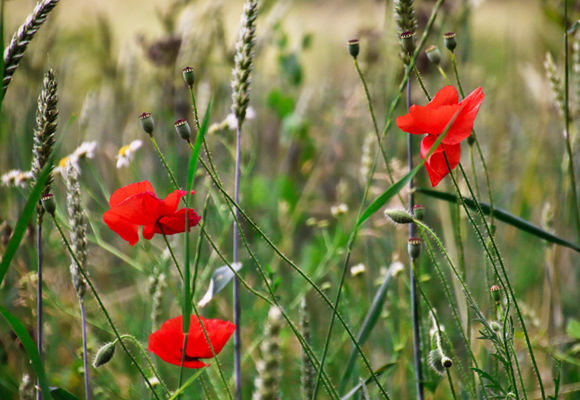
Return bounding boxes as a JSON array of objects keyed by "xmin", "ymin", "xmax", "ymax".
[
  {"xmin": 0, "ymin": 305, "xmax": 53, "ymax": 400},
  {"xmin": 417, "ymin": 188, "xmax": 580, "ymax": 252},
  {"xmin": 187, "ymin": 100, "xmax": 212, "ymax": 193},
  {"xmin": 0, "ymin": 160, "xmax": 51, "ymax": 285}
]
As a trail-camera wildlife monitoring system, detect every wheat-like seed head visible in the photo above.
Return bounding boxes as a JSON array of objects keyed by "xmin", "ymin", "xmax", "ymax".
[
  {"xmin": 31, "ymin": 68, "xmax": 58, "ymax": 221},
  {"xmin": 65, "ymin": 163, "xmax": 87, "ymax": 300},
  {"xmin": 2, "ymin": 0, "xmax": 60, "ymax": 98},
  {"xmin": 252, "ymin": 306, "xmax": 282, "ymax": 400},
  {"xmin": 394, "ymin": 0, "xmax": 417, "ymax": 64},
  {"xmin": 231, "ymin": 0, "xmax": 258, "ymax": 127},
  {"xmin": 544, "ymin": 52, "xmax": 565, "ymax": 118},
  {"xmin": 300, "ymin": 297, "xmax": 314, "ymax": 400}
]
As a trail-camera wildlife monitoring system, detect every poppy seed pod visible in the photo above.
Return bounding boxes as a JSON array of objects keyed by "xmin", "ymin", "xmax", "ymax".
[
  {"xmin": 443, "ymin": 32, "xmax": 457, "ymax": 52},
  {"xmin": 413, "ymin": 204, "xmax": 425, "ymax": 220},
  {"xmin": 490, "ymin": 285, "xmax": 501, "ymax": 303},
  {"xmin": 425, "ymin": 45, "xmax": 441, "ymax": 65},
  {"xmin": 400, "ymin": 31, "xmax": 415, "ymax": 55},
  {"xmin": 93, "ymin": 342, "xmax": 116, "ymax": 368},
  {"xmin": 174, "ymin": 119, "xmax": 192, "ymax": 141},
  {"xmin": 41, "ymin": 194, "xmax": 55, "ymax": 216},
  {"xmin": 408, "ymin": 237, "xmax": 422, "ymax": 259},
  {"xmin": 139, "ymin": 112, "xmax": 155, "ymax": 136},
  {"xmin": 347, "ymin": 39, "xmax": 360, "ymax": 58},
  {"xmin": 384, "ymin": 208, "xmax": 414, "ymax": 224},
  {"xmin": 182, "ymin": 66, "xmax": 195, "ymax": 87}
]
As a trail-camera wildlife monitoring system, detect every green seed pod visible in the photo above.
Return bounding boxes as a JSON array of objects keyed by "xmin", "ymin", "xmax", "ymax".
[
  {"xmin": 384, "ymin": 208, "xmax": 414, "ymax": 224},
  {"xmin": 413, "ymin": 204, "xmax": 425, "ymax": 221},
  {"xmin": 443, "ymin": 32, "xmax": 457, "ymax": 52},
  {"xmin": 174, "ymin": 119, "xmax": 192, "ymax": 141},
  {"xmin": 139, "ymin": 112, "xmax": 155, "ymax": 136},
  {"xmin": 182, "ymin": 66, "xmax": 195, "ymax": 87},
  {"xmin": 400, "ymin": 31, "xmax": 415, "ymax": 55},
  {"xmin": 347, "ymin": 39, "xmax": 360, "ymax": 59},
  {"xmin": 425, "ymin": 45, "xmax": 441, "ymax": 65},
  {"xmin": 41, "ymin": 194, "xmax": 55, "ymax": 216},
  {"xmin": 490, "ymin": 285, "xmax": 501, "ymax": 303},
  {"xmin": 93, "ymin": 342, "xmax": 116, "ymax": 368},
  {"xmin": 408, "ymin": 237, "xmax": 421, "ymax": 259}
]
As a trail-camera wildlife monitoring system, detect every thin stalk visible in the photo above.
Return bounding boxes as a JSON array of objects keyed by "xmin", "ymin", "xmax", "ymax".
[
  {"xmin": 233, "ymin": 123, "xmax": 242, "ymax": 400},
  {"xmin": 50, "ymin": 216, "xmax": 162, "ymax": 400},
  {"xmin": 406, "ymin": 77, "xmax": 424, "ymax": 400},
  {"xmin": 150, "ymin": 137, "xmax": 180, "ymax": 190},
  {"xmin": 80, "ymin": 301, "xmax": 91, "ymax": 400},
  {"xmin": 162, "ymin": 233, "xmax": 183, "ymax": 280},
  {"xmin": 36, "ymin": 220, "xmax": 43, "ymax": 400},
  {"xmin": 563, "ymin": 0, "xmax": 580, "ymax": 241},
  {"xmin": 413, "ymin": 66, "xmax": 431, "ymax": 101}
]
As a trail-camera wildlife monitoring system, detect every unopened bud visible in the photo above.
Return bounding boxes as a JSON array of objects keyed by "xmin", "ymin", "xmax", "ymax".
[
  {"xmin": 467, "ymin": 134, "xmax": 475, "ymax": 146},
  {"xmin": 174, "ymin": 119, "xmax": 192, "ymax": 141},
  {"xmin": 400, "ymin": 31, "xmax": 415, "ymax": 55},
  {"xmin": 93, "ymin": 342, "xmax": 116, "ymax": 368},
  {"xmin": 384, "ymin": 209, "xmax": 414, "ymax": 224},
  {"xmin": 443, "ymin": 32, "xmax": 457, "ymax": 52},
  {"xmin": 413, "ymin": 204, "xmax": 425, "ymax": 221},
  {"xmin": 182, "ymin": 66, "xmax": 195, "ymax": 87},
  {"xmin": 347, "ymin": 39, "xmax": 360, "ymax": 59},
  {"xmin": 490, "ymin": 285, "xmax": 501, "ymax": 303},
  {"xmin": 408, "ymin": 237, "xmax": 422, "ymax": 259},
  {"xmin": 41, "ymin": 194, "xmax": 55, "ymax": 216},
  {"xmin": 425, "ymin": 45, "xmax": 441, "ymax": 65},
  {"xmin": 139, "ymin": 112, "xmax": 155, "ymax": 136}
]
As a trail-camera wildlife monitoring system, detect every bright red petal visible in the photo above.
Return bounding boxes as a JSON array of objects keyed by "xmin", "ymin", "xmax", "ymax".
[
  {"xmin": 108, "ymin": 192, "xmax": 164, "ymax": 225},
  {"xmin": 420, "ymin": 135, "xmax": 461, "ymax": 187},
  {"xmin": 103, "ymin": 211, "xmax": 140, "ymax": 245},
  {"xmin": 443, "ymin": 86, "xmax": 484, "ymax": 145},
  {"xmin": 427, "ymin": 85, "xmax": 459, "ymax": 108},
  {"xmin": 397, "ymin": 104, "xmax": 461, "ymax": 135},
  {"xmin": 155, "ymin": 208, "xmax": 201, "ymax": 235},
  {"xmin": 161, "ymin": 190, "xmax": 194, "ymax": 214},
  {"xmin": 186, "ymin": 316, "xmax": 236, "ymax": 359},
  {"xmin": 142, "ymin": 224, "xmax": 155, "ymax": 240},
  {"xmin": 109, "ymin": 181, "xmax": 154, "ymax": 207}
]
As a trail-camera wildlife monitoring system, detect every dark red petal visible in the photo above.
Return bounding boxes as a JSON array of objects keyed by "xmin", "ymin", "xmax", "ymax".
[
  {"xmin": 108, "ymin": 192, "xmax": 164, "ymax": 225},
  {"xmin": 443, "ymin": 87, "xmax": 485, "ymax": 145},
  {"xmin": 109, "ymin": 181, "xmax": 154, "ymax": 207},
  {"xmin": 103, "ymin": 211, "xmax": 140, "ymax": 245},
  {"xmin": 154, "ymin": 209, "xmax": 201, "ymax": 235},
  {"xmin": 427, "ymin": 85, "xmax": 459, "ymax": 108}
]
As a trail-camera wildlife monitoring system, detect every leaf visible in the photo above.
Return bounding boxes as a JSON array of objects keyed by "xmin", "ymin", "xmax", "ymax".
[
  {"xmin": 0, "ymin": 161, "xmax": 52, "ymax": 286},
  {"xmin": 340, "ymin": 363, "xmax": 396, "ymax": 400},
  {"xmin": 50, "ymin": 387, "xmax": 80, "ymax": 400},
  {"xmin": 338, "ymin": 263, "xmax": 398, "ymax": 393},
  {"xmin": 167, "ymin": 369, "xmax": 204, "ymax": 400},
  {"xmin": 0, "ymin": 305, "xmax": 53, "ymax": 400},
  {"xmin": 416, "ymin": 188, "xmax": 580, "ymax": 252},
  {"xmin": 198, "ymin": 263, "xmax": 242, "ymax": 308},
  {"xmin": 567, "ymin": 318, "xmax": 580, "ymax": 339},
  {"xmin": 187, "ymin": 100, "xmax": 212, "ymax": 193}
]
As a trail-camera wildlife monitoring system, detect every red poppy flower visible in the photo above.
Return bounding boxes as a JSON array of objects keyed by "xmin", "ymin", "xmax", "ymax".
[
  {"xmin": 103, "ymin": 181, "xmax": 201, "ymax": 245},
  {"xmin": 396, "ymin": 85, "xmax": 484, "ymax": 186},
  {"xmin": 148, "ymin": 315, "xmax": 236, "ymax": 368},
  {"xmin": 396, "ymin": 85, "xmax": 484, "ymax": 145}
]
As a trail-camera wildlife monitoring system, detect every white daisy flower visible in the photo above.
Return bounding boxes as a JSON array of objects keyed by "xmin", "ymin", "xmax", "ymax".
[
  {"xmin": 116, "ymin": 139, "xmax": 143, "ymax": 169},
  {"xmin": 330, "ymin": 203, "xmax": 348, "ymax": 217},
  {"xmin": 224, "ymin": 106, "xmax": 256, "ymax": 130},
  {"xmin": 350, "ymin": 263, "xmax": 366, "ymax": 277},
  {"xmin": 1, "ymin": 170, "xmax": 34, "ymax": 188},
  {"xmin": 54, "ymin": 155, "xmax": 79, "ymax": 176},
  {"xmin": 72, "ymin": 141, "xmax": 97, "ymax": 161}
]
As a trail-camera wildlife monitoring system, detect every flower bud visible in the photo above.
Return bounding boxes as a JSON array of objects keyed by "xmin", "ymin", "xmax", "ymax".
[
  {"xmin": 384, "ymin": 208, "xmax": 414, "ymax": 224},
  {"xmin": 490, "ymin": 285, "xmax": 501, "ymax": 303},
  {"xmin": 443, "ymin": 32, "xmax": 457, "ymax": 52},
  {"xmin": 41, "ymin": 194, "xmax": 55, "ymax": 216},
  {"xmin": 93, "ymin": 342, "xmax": 116, "ymax": 368},
  {"xmin": 182, "ymin": 66, "xmax": 195, "ymax": 87},
  {"xmin": 139, "ymin": 112, "xmax": 155, "ymax": 136},
  {"xmin": 441, "ymin": 356, "xmax": 453, "ymax": 369},
  {"xmin": 425, "ymin": 45, "xmax": 441, "ymax": 65},
  {"xmin": 174, "ymin": 119, "xmax": 192, "ymax": 141},
  {"xmin": 408, "ymin": 237, "xmax": 422, "ymax": 259},
  {"xmin": 400, "ymin": 31, "xmax": 415, "ymax": 55},
  {"xmin": 413, "ymin": 204, "xmax": 425, "ymax": 221},
  {"xmin": 347, "ymin": 39, "xmax": 360, "ymax": 59},
  {"xmin": 467, "ymin": 134, "xmax": 475, "ymax": 146}
]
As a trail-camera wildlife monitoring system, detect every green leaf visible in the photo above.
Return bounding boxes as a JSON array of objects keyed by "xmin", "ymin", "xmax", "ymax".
[
  {"xmin": 167, "ymin": 369, "xmax": 204, "ymax": 400},
  {"xmin": 339, "ymin": 265, "xmax": 397, "ymax": 393},
  {"xmin": 187, "ymin": 100, "xmax": 212, "ymax": 193},
  {"xmin": 0, "ymin": 305, "xmax": 53, "ymax": 400},
  {"xmin": 50, "ymin": 387, "xmax": 80, "ymax": 400},
  {"xmin": 340, "ymin": 363, "xmax": 395, "ymax": 400},
  {"xmin": 416, "ymin": 188, "xmax": 580, "ymax": 253},
  {"xmin": 0, "ymin": 161, "xmax": 52, "ymax": 286},
  {"xmin": 567, "ymin": 318, "xmax": 580, "ymax": 339}
]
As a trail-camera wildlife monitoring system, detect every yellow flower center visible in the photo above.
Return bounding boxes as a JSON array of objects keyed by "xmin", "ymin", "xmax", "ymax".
[{"xmin": 118, "ymin": 145, "xmax": 131, "ymax": 157}]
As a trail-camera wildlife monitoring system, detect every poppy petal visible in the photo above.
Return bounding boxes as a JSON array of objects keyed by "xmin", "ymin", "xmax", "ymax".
[
  {"xmin": 108, "ymin": 192, "xmax": 164, "ymax": 225},
  {"xmin": 155, "ymin": 209, "xmax": 201, "ymax": 235},
  {"xmin": 397, "ymin": 104, "xmax": 461, "ymax": 135},
  {"xmin": 109, "ymin": 181, "xmax": 154, "ymax": 207},
  {"xmin": 142, "ymin": 224, "xmax": 155, "ymax": 240},
  {"xmin": 420, "ymin": 135, "xmax": 461, "ymax": 187},
  {"xmin": 103, "ymin": 211, "xmax": 140, "ymax": 245},
  {"xmin": 161, "ymin": 190, "xmax": 194, "ymax": 214},
  {"xmin": 443, "ymin": 87, "xmax": 485, "ymax": 145},
  {"xmin": 186, "ymin": 316, "xmax": 236, "ymax": 359},
  {"xmin": 427, "ymin": 85, "xmax": 459, "ymax": 108}
]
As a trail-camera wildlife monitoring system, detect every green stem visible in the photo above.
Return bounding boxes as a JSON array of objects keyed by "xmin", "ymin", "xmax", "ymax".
[
  {"xmin": 51, "ymin": 216, "xmax": 161, "ymax": 400},
  {"xmin": 150, "ymin": 137, "xmax": 180, "ymax": 190},
  {"xmin": 162, "ymin": 233, "xmax": 183, "ymax": 280}
]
